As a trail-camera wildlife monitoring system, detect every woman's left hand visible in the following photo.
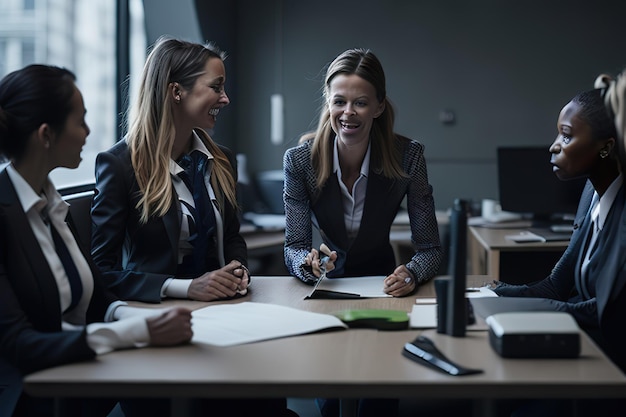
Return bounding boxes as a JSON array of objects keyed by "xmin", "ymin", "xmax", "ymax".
[
  {"xmin": 231, "ymin": 262, "xmax": 250, "ymax": 294},
  {"xmin": 383, "ymin": 265, "xmax": 416, "ymax": 297}
]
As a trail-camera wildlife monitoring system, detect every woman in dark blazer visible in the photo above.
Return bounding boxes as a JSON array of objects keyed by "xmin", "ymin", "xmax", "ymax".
[
  {"xmin": 492, "ymin": 84, "xmax": 626, "ymax": 416},
  {"xmin": 90, "ymin": 36, "xmax": 296, "ymax": 417},
  {"xmin": 283, "ymin": 48, "xmax": 442, "ymax": 296},
  {"xmin": 91, "ymin": 36, "xmax": 250, "ymax": 304},
  {"xmin": 0, "ymin": 65, "xmax": 192, "ymax": 417},
  {"xmin": 493, "ymin": 85, "xmax": 626, "ymax": 373},
  {"xmin": 284, "ymin": 47, "xmax": 442, "ymax": 417}
]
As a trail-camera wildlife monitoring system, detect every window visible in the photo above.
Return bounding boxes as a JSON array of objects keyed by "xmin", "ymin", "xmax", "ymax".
[{"xmin": 0, "ymin": 0, "xmax": 146, "ymax": 188}]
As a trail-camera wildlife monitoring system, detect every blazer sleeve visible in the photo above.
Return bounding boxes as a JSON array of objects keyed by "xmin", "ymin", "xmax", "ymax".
[
  {"xmin": 0, "ymin": 205, "xmax": 96, "ymax": 376},
  {"xmin": 494, "ymin": 182, "xmax": 600, "ymax": 328},
  {"xmin": 282, "ymin": 145, "xmax": 317, "ymax": 284},
  {"xmin": 0, "ymin": 269, "xmax": 95, "ymax": 375},
  {"xmin": 404, "ymin": 140, "xmax": 443, "ymax": 284}
]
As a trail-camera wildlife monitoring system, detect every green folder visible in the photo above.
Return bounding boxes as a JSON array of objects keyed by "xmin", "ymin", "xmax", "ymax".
[{"xmin": 332, "ymin": 309, "xmax": 409, "ymax": 330}]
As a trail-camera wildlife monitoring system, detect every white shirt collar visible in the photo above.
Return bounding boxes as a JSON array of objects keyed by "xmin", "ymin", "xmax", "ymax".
[
  {"xmin": 6, "ymin": 163, "xmax": 68, "ymax": 220},
  {"xmin": 592, "ymin": 173, "xmax": 623, "ymax": 231},
  {"xmin": 170, "ymin": 130, "xmax": 214, "ymax": 176}
]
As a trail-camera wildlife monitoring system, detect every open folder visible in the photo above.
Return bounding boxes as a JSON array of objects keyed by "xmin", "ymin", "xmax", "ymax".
[
  {"xmin": 191, "ymin": 302, "xmax": 347, "ymax": 346},
  {"xmin": 305, "ymin": 276, "xmax": 392, "ymax": 299}
]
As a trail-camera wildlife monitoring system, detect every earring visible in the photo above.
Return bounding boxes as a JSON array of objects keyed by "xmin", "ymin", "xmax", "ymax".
[
  {"xmin": 175, "ymin": 95, "xmax": 181, "ymax": 104},
  {"xmin": 600, "ymin": 149, "xmax": 609, "ymax": 159}
]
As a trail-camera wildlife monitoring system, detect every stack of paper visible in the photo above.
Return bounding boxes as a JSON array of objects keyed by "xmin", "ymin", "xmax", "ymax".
[{"xmin": 191, "ymin": 302, "xmax": 347, "ymax": 347}]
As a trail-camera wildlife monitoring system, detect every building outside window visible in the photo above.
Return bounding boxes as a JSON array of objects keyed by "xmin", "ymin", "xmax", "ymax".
[{"xmin": 0, "ymin": 0, "xmax": 146, "ymax": 188}]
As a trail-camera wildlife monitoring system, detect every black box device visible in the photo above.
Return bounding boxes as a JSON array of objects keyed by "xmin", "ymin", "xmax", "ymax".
[{"xmin": 486, "ymin": 312, "xmax": 580, "ymax": 358}]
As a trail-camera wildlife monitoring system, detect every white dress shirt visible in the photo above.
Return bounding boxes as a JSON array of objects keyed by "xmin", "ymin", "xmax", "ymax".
[
  {"xmin": 162, "ymin": 131, "xmax": 226, "ymax": 299},
  {"xmin": 580, "ymin": 173, "xmax": 623, "ymax": 298},
  {"xmin": 333, "ymin": 138, "xmax": 371, "ymax": 240},
  {"xmin": 7, "ymin": 164, "xmax": 155, "ymax": 355}
]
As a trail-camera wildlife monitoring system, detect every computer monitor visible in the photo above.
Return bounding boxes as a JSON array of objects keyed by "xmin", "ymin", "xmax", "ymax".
[{"xmin": 497, "ymin": 146, "xmax": 587, "ymax": 224}]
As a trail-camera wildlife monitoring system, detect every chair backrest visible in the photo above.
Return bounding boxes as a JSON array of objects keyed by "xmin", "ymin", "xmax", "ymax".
[{"xmin": 61, "ymin": 185, "xmax": 95, "ymax": 249}]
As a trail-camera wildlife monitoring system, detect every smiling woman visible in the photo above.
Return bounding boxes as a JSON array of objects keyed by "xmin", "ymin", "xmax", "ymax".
[
  {"xmin": 283, "ymin": 48, "xmax": 442, "ymax": 294},
  {"xmin": 283, "ymin": 47, "xmax": 443, "ymax": 417},
  {"xmin": 89, "ymin": 36, "xmax": 297, "ymax": 416}
]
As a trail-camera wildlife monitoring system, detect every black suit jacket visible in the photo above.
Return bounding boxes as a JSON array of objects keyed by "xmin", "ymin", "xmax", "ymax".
[
  {"xmin": 91, "ymin": 139, "xmax": 247, "ymax": 303},
  {"xmin": 496, "ymin": 180, "xmax": 626, "ymax": 372},
  {"xmin": 0, "ymin": 169, "xmax": 117, "ymax": 415}
]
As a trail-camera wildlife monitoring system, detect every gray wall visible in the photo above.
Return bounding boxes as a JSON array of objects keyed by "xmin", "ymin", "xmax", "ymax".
[{"xmin": 148, "ymin": 0, "xmax": 626, "ymax": 210}]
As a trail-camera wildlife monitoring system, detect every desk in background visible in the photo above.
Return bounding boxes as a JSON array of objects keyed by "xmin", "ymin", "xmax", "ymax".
[
  {"xmin": 24, "ymin": 276, "xmax": 626, "ymax": 417},
  {"xmin": 242, "ymin": 209, "xmax": 450, "ymax": 276},
  {"xmin": 240, "ymin": 220, "xmax": 287, "ymax": 275},
  {"xmin": 468, "ymin": 225, "xmax": 569, "ymax": 284},
  {"xmin": 390, "ymin": 210, "xmax": 450, "ymax": 275}
]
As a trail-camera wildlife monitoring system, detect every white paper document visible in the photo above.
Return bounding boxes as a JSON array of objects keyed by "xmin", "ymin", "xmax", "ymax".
[
  {"xmin": 191, "ymin": 302, "xmax": 347, "ymax": 347},
  {"xmin": 414, "ymin": 286, "xmax": 498, "ymax": 305},
  {"xmin": 410, "ymin": 287, "xmax": 497, "ymax": 330},
  {"xmin": 409, "ymin": 304, "xmax": 438, "ymax": 328},
  {"xmin": 306, "ymin": 276, "xmax": 391, "ymax": 299}
]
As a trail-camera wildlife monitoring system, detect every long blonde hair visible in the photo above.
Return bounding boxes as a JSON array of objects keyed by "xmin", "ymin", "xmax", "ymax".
[
  {"xmin": 126, "ymin": 36, "xmax": 237, "ymax": 224},
  {"xmin": 305, "ymin": 48, "xmax": 406, "ymax": 190},
  {"xmin": 596, "ymin": 72, "xmax": 626, "ymax": 165}
]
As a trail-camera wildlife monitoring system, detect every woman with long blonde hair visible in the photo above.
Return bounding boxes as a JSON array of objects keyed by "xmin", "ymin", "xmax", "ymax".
[
  {"xmin": 91, "ymin": 36, "xmax": 249, "ymax": 304},
  {"xmin": 284, "ymin": 48, "xmax": 442, "ymax": 295},
  {"xmin": 91, "ymin": 35, "xmax": 297, "ymax": 416}
]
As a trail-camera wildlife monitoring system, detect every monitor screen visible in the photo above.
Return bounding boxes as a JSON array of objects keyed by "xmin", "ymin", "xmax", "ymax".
[{"xmin": 497, "ymin": 146, "xmax": 587, "ymax": 222}]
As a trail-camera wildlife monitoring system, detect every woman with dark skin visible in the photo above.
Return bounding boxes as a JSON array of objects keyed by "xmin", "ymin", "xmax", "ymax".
[{"xmin": 493, "ymin": 86, "xmax": 625, "ymax": 416}]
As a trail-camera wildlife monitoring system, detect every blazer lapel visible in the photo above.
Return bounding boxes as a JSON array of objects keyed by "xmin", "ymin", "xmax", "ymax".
[
  {"xmin": 313, "ymin": 173, "xmax": 349, "ymax": 250},
  {"xmin": 0, "ymin": 171, "xmax": 62, "ymax": 318},
  {"xmin": 594, "ymin": 187, "xmax": 626, "ymax": 318},
  {"xmin": 356, "ymin": 172, "xmax": 395, "ymax": 241}
]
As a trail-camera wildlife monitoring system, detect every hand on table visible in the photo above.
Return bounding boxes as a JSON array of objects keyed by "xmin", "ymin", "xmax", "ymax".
[
  {"xmin": 384, "ymin": 265, "xmax": 416, "ymax": 297},
  {"xmin": 187, "ymin": 260, "xmax": 249, "ymax": 301},
  {"xmin": 146, "ymin": 306, "xmax": 193, "ymax": 346}
]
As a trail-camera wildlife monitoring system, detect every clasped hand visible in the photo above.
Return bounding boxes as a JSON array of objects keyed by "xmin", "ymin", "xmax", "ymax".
[{"xmin": 187, "ymin": 260, "xmax": 250, "ymax": 301}]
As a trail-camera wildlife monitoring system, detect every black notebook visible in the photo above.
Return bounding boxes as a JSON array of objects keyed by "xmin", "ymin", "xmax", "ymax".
[{"xmin": 527, "ymin": 227, "xmax": 573, "ymax": 242}]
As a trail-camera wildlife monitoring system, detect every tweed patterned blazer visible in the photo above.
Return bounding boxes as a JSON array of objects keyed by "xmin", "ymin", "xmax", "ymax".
[{"xmin": 283, "ymin": 135, "xmax": 442, "ymax": 284}]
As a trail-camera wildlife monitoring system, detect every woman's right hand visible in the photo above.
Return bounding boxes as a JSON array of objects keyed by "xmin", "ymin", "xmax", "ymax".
[
  {"xmin": 188, "ymin": 261, "xmax": 244, "ymax": 301},
  {"xmin": 303, "ymin": 243, "xmax": 337, "ymax": 277},
  {"xmin": 146, "ymin": 307, "xmax": 193, "ymax": 346}
]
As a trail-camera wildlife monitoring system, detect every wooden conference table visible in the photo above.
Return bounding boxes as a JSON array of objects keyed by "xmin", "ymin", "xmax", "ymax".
[{"xmin": 24, "ymin": 276, "xmax": 626, "ymax": 416}]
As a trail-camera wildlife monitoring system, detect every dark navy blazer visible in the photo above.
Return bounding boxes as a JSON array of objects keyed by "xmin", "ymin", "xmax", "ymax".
[
  {"xmin": 496, "ymin": 180, "xmax": 626, "ymax": 373},
  {"xmin": 0, "ymin": 169, "xmax": 117, "ymax": 416},
  {"xmin": 91, "ymin": 139, "xmax": 247, "ymax": 303}
]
